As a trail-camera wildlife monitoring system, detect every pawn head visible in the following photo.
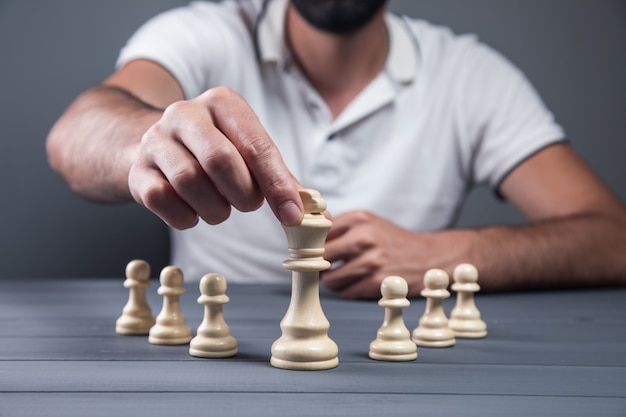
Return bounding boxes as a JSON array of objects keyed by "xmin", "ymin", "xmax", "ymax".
[
  {"xmin": 200, "ymin": 273, "xmax": 227, "ymax": 296},
  {"xmin": 423, "ymin": 268, "xmax": 449, "ymax": 290},
  {"xmin": 160, "ymin": 266, "xmax": 184, "ymax": 287},
  {"xmin": 453, "ymin": 263, "xmax": 478, "ymax": 284},
  {"xmin": 126, "ymin": 259, "xmax": 150, "ymax": 282},
  {"xmin": 381, "ymin": 275, "xmax": 408, "ymax": 299}
]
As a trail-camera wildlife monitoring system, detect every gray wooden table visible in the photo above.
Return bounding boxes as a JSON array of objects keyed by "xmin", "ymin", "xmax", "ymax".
[{"xmin": 1, "ymin": 278, "xmax": 625, "ymax": 416}]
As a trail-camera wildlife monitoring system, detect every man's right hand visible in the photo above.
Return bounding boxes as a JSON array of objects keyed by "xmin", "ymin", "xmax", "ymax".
[
  {"xmin": 128, "ymin": 85, "xmax": 304, "ymax": 229},
  {"xmin": 48, "ymin": 59, "xmax": 303, "ymax": 228}
]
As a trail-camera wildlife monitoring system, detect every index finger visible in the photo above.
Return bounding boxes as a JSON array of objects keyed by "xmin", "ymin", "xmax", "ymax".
[{"xmin": 201, "ymin": 87, "xmax": 303, "ymax": 226}]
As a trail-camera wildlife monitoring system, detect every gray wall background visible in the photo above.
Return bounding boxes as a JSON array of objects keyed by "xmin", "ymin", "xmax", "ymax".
[{"xmin": 0, "ymin": 0, "xmax": 624, "ymax": 279}]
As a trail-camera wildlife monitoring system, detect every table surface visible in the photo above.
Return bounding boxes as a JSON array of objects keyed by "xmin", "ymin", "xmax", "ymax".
[{"xmin": 0, "ymin": 278, "xmax": 625, "ymax": 417}]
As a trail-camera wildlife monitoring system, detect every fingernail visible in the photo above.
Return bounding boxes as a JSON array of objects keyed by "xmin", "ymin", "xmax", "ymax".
[{"xmin": 279, "ymin": 201, "xmax": 303, "ymax": 226}]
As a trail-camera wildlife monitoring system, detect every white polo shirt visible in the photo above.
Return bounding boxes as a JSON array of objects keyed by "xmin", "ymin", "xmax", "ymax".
[{"xmin": 117, "ymin": 0, "xmax": 565, "ymax": 282}]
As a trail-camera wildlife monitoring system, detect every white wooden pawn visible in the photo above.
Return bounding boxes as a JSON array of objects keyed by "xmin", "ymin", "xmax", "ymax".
[
  {"xmin": 412, "ymin": 269, "xmax": 456, "ymax": 348},
  {"xmin": 189, "ymin": 273, "xmax": 238, "ymax": 358},
  {"xmin": 449, "ymin": 263, "xmax": 487, "ymax": 338},
  {"xmin": 115, "ymin": 259, "xmax": 155, "ymax": 335},
  {"xmin": 369, "ymin": 276, "xmax": 417, "ymax": 361},
  {"xmin": 148, "ymin": 266, "xmax": 192, "ymax": 345},
  {"xmin": 270, "ymin": 189, "xmax": 339, "ymax": 371}
]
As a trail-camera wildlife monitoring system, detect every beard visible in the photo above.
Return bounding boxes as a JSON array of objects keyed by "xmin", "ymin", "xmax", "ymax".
[{"xmin": 290, "ymin": 0, "xmax": 387, "ymax": 34}]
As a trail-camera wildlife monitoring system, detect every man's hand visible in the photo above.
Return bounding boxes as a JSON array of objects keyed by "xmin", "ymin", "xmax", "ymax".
[
  {"xmin": 128, "ymin": 86, "xmax": 304, "ymax": 229},
  {"xmin": 48, "ymin": 60, "xmax": 303, "ymax": 228},
  {"xmin": 321, "ymin": 210, "xmax": 475, "ymax": 299}
]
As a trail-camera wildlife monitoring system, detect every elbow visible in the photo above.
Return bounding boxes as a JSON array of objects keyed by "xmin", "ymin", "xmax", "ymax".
[
  {"xmin": 46, "ymin": 116, "xmax": 86, "ymax": 198},
  {"xmin": 46, "ymin": 88, "xmax": 95, "ymax": 188},
  {"xmin": 46, "ymin": 118, "xmax": 76, "ymax": 188},
  {"xmin": 46, "ymin": 121, "xmax": 65, "ymax": 177}
]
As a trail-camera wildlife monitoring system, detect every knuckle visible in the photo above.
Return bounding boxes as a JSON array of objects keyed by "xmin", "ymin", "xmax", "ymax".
[
  {"xmin": 261, "ymin": 175, "xmax": 293, "ymax": 205},
  {"xmin": 131, "ymin": 175, "xmax": 200, "ymax": 230},
  {"xmin": 162, "ymin": 100, "xmax": 192, "ymax": 119},
  {"xmin": 202, "ymin": 86, "xmax": 237, "ymax": 106},
  {"xmin": 140, "ymin": 123, "xmax": 164, "ymax": 147},
  {"xmin": 140, "ymin": 122, "xmax": 179, "ymax": 158},
  {"xmin": 351, "ymin": 210, "xmax": 373, "ymax": 223},
  {"xmin": 139, "ymin": 181, "xmax": 171, "ymax": 209},
  {"xmin": 241, "ymin": 134, "xmax": 275, "ymax": 162},
  {"xmin": 203, "ymin": 142, "xmax": 237, "ymax": 174},
  {"xmin": 323, "ymin": 277, "xmax": 341, "ymax": 291},
  {"xmin": 369, "ymin": 250, "xmax": 388, "ymax": 270},
  {"xmin": 354, "ymin": 233, "xmax": 377, "ymax": 250},
  {"xmin": 169, "ymin": 166, "xmax": 203, "ymax": 191},
  {"xmin": 162, "ymin": 100, "xmax": 215, "ymax": 140},
  {"xmin": 200, "ymin": 145, "xmax": 264, "ymax": 212},
  {"xmin": 263, "ymin": 173, "xmax": 289, "ymax": 193}
]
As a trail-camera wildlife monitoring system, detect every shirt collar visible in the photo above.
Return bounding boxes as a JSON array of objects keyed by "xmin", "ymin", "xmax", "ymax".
[{"xmin": 256, "ymin": 0, "xmax": 420, "ymax": 84}]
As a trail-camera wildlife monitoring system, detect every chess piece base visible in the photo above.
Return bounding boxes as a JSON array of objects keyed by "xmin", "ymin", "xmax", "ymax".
[
  {"xmin": 449, "ymin": 327, "xmax": 487, "ymax": 338},
  {"xmin": 270, "ymin": 356, "xmax": 338, "ymax": 371},
  {"xmin": 115, "ymin": 316, "xmax": 155, "ymax": 335},
  {"xmin": 412, "ymin": 327, "xmax": 456, "ymax": 348},
  {"xmin": 270, "ymin": 334, "xmax": 339, "ymax": 371},
  {"xmin": 149, "ymin": 325, "xmax": 192, "ymax": 345},
  {"xmin": 189, "ymin": 336, "xmax": 238, "ymax": 358},
  {"xmin": 413, "ymin": 337, "xmax": 455, "ymax": 348},
  {"xmin": 454, "ymin": 330, "xmax": 487, "ymax": 339},
  {"xmin": 369, "ymin": 351, "xmax": 417, "ymax": 362},
  {"xmin": 189, "ymin": 347, "xmax": 238, "ymax": 358},
  {"xmin": 449, "ymin": 319, "xmax": 487, "ymax": 339},
  {"xmin": 369, "ymin": 339, "xmax": 417, "ymax": 361},
  {"xmin": 115, "ymin": 324, "xmax": 152, "ymax": 335}
]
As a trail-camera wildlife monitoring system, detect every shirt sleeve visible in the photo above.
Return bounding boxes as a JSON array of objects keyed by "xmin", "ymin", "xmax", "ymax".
[
  {"xmin": 115, "ymin": 2, "xmax": 241, "ymax": 99},
  {"xmin": 458, "ymin": 42, "xmax": 567, "ymax": 191}
]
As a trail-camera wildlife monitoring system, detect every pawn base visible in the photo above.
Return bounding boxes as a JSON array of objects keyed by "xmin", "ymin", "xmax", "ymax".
[
  {"xmin": 451, "ymin": 328, "xmax": 487, "ymax": 339},
  {"xmin": 189, "ymin": 346, "xmax": 237, "ymax": 358},
  {"xmin": 412, "ymin": 329, "xmax": 456, "ymax": 348},
  {"xmin": 413, "ymin": 337, "xmax": 455, "ymax": 348},
  {"xmin": 369, "ymin": 351, "xmax": 417, "ymax": 362},
  {"xmin": 270, "ymin": 356, "xmax": 338, "ymax": 371},
  {"xmin": 449, "ymin": 319, "xmax": 487, "ymax": 339},
  {"xmin": 369, "ymin": 339, "xmax": 417, "ymax": 362},
  {"xmin": 115, "ymin": 316, "xmax": 155, "ymax": 335},
  {"xmin": 149, "ymin": 325, "xmax": 192, "ymax": 345},
  {"xmin": 189, "ymin": 336, "xmax": 238, "ymax": 358}
]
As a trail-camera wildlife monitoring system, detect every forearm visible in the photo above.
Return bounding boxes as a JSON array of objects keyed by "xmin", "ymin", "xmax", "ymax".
[
  {"xmin": 321, "ymin": 205, "xmax": 626, "ymax": 299},
  {"xmin": 467, "ymin": 209, "xmax": 626, "ymax": 291},
  {"xmin": 47, "ymin": 85, "xmax": 162, "ymax": 203}
]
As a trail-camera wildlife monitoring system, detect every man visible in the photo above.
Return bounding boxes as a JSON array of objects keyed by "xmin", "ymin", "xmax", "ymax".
[{"xmin": 46, "ymin": 0, "xmax": 626, "ymax": 299}]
